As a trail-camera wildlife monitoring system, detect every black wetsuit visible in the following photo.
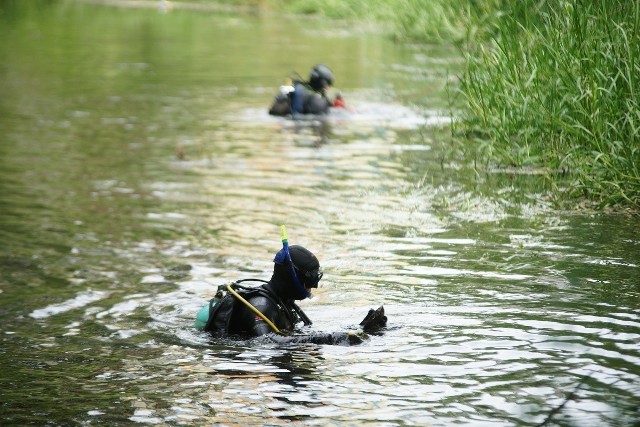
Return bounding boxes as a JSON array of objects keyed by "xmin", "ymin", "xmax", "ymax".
[
  {"xmin": 268, "ymin": 82, "xmax": 331, "ymax": 116},
  {"xmin": 228, "ymin": 282, "xmax": 301, "ymax": 336},
  {"xmin": 205, "ymin": 279, "xmax": 364, "ymax": 345},
  {"xmin": 290, "ymin": 83, "xmax": 331, "ymax": 115},
  {"xmin": 203, "ymin": 245, "xmax": 382, "ymax": 345}
]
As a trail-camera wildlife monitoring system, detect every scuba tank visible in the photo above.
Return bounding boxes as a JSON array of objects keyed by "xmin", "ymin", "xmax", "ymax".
[
  {"xmin": 194, "ymin": 278, "xmax": 312, "ymax": 335},
  {"xmin": 193, "ymin": 287, "xmax": 223, "ymax": 330}
]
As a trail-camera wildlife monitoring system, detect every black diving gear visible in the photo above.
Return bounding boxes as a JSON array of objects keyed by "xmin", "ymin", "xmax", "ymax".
[
  {"xmin": 198, "ymin": 280, "xmax": 386, "ymax": 345},
  {"xmin": 204, "ymin": 244, "xmax": 321, "ymax": 336},
  {"xmin": 359, "ymin": 306, "xmax": 387, "ymax": 334},
  {"xmin": 293, "ymin": 263, "xmax": 322, "ymax": 288},
  {"xmin": 203, "ymin": 280, "xmax": 309, "ymax": 337},
  {"xmin": 195, "ymin": 243, "xmax": 387, "ymax": 345},
  {"xmin": 268, "ymin": 64, "xmax": 335, "ymax": 116},
  {"xmin": 273, "ymin": 244, "xmax": 320, "ymax": 299},
  {"xmin": 308, "ymin": 64, "xmax": 334, "ymax": 91},
  {"xmin": 288, "ymin": 245, "xmax": 323, "ymax": 289}
]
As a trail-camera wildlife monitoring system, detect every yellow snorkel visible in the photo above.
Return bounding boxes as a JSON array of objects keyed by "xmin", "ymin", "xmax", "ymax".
[{"xmin": 280, "ymin": 225, "xmax": 311, "ymax": 299}]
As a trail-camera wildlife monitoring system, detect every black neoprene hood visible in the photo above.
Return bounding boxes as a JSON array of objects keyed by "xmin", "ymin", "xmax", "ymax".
[
  {"xmin": 309, "ymin": 64, "xmax": 334, "ymax": 91},
  {"xmin": 270, "ymin": 245, "xmax": 321, "ymax": 300},
  {"xmin": 289, "ymin": 245, "xmax": 320, "ymax": 274}
]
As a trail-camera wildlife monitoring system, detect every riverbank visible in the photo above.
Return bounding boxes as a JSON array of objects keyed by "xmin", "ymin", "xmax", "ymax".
[
  {"xmin": 72, "ymin": 0, "xmax": 640, "ymax": 211},
  {"xmin": 2, "ymin": 3, "xmax": 639, "ymax": 426},
  {"xmin": 271, "ymin": 0, "xmax": 640, "ymax": 211},
  {"xmin": 458, "ymin": 0, "xmax": 640, "ymax": 211}
]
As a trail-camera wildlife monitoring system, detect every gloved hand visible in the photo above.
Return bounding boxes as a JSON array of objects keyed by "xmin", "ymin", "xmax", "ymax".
[{"xmin": 359, "ymin": 306, "xmax": 387, "ymax": 334}]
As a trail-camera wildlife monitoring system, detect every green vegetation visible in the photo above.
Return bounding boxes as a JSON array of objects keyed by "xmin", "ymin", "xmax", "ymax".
[
  {"xmin": 459, "ymin": 0, "xmax": 640, "ymax": 209},
  {"xmin": 118, "ymin": 0, "xmax": 640, "ymax": 209},
  {"xmin": 262, "ymin": 0, "xmax": 640, "ymax": 209},
  {"xmin": 168, "ymin": 0, "xmax": 487, "ymax": 41},
  {"xmin": 275, "ymin": 0, "xmax": 478, "ymax": 43}
]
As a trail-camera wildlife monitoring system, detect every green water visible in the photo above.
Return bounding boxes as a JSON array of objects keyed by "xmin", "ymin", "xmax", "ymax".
[{"xmin": 1, "ymin": 1, "xmax": 639, "ymax": 426}]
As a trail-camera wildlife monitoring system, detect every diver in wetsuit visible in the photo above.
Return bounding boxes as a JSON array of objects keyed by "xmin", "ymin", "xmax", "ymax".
[
  {"xmin": 229, "ymin": 245, "xmax": 320, "ymax": 337},
  {"xmin": 195, "ymin": 245, "xmax": 386, "ymax": 345},
  {"xmin": 269, "ymin": 64, "xmax": 336, "ymax": 116}
]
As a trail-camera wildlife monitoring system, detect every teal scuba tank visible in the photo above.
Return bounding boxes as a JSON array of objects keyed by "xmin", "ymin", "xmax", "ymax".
[{"xmin": 194, "ymin": 288, "xmax": 224, "ymax": 330}]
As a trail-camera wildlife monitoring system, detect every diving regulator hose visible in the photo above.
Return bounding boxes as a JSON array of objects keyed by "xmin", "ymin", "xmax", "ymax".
[
  {"xmin": 193, "ymin": 283, "xmax": 283, "ymax": 335},
  {"xmin": 225, "ymin": 283, "xmax": 284, "ymax": 335}
]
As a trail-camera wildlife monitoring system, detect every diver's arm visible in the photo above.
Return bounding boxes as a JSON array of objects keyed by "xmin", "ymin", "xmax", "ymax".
[
  {"xmin": 243, "ymin": 298, "xmax": 364, "ymax": 344},
  {"xmin": 261, "ymin": 305, "xmax": 386, "ymax": 345},
  {"xmin": 264, "ymin": 331, "xmax": 365, "ymax": 346}
]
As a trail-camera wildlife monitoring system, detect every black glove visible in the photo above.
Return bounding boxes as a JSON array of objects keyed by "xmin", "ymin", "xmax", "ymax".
[{"xmin": 359, "ymin": 306, "xmax": 387, "ymax": 334}]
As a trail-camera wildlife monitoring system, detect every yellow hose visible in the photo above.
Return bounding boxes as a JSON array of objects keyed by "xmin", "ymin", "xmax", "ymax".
[{"xmin": 226, "ymin": 284, "xmax": 283, "ymax": 335}]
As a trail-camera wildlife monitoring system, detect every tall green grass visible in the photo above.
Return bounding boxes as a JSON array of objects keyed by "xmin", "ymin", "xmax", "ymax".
[
  {"xmin": 459, "ymin": 0, "xmax": 640, "ymax": 208},
  {"xmin": 272, "ymin": 0, "xmax": 640, "ymax": 209},
  {"xmin": 274, "ymin": 0, "xmax": 640, "ymax": 209},
  {"xmin": 156, "ymin": 0, "xmax": 640, "ymax": 209}
]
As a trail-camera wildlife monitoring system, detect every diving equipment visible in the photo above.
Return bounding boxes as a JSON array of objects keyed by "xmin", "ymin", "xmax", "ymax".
[
  {"xmin": 309, "ymin": 64, "xmax": 334, "ymax": 91},
  {"xmin": 277, "ymin": 225, "xmax": 311, "ymax": 299}
]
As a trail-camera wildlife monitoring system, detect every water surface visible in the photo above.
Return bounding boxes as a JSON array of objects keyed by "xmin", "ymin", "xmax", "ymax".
[{"xmin": 1, "ymin": 2, "xmax": 639, "ymax": 426}]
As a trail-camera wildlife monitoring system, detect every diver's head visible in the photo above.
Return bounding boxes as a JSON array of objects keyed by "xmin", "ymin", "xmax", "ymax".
[
  {"xmin": 308, "ymin": 64, "xmax": 334, "ymax": 92},
  {"xmin": 271, "ymin": 245, "xmax": 323, "ymax": 300}
]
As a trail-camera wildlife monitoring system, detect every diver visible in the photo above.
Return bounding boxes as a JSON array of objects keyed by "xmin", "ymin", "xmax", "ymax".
[
  {"xmin": 194, "ymin": 231, "xmax": 386, "ymax": 345},
  {"xmin": 268, "ymin": 64, "xmax": 339, "ymax": 117}
]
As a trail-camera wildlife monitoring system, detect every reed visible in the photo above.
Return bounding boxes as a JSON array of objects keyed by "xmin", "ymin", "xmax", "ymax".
[
  {"xmin": 458, "ymin": 0, "xmax": 640, "ymax": 208},
  {"xmin": 275, "ymin": 0, "xmax": 640, "ymax": 209},
  {"xmin": 172, "ymin": 0, "xmax": 639, "ymax": 208}
]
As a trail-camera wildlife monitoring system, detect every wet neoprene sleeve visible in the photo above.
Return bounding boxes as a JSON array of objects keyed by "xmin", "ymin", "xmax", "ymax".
[
  {"xmin": 266, "ymin": 332, "xmax": 364, "ymax": 346},
  {"xmin": 233, "ymin": 294, "xmax": 364, "ymax": 345}
]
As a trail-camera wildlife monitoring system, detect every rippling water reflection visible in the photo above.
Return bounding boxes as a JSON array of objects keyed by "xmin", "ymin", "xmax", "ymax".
[{"xmin": 1, "ymin": 2, "xmax": 639, "ymax": 426}]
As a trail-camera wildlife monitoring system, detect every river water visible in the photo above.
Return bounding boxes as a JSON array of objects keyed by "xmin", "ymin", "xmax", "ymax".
[{"xmin": 1, "ymin": 1, "xmax": 639, "ymax": 426}]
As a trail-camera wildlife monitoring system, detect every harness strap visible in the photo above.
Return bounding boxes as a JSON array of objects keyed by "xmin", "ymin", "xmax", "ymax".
[
  {"xmin": 226, "ymin": 283, "xmax": 284, "ymax": 335},
  {"xmin": 234, "ymin": 279, "xmax": 301, "ymax": 327},
  {"xmin": 292, "ymin": 303, "xmax": 312, "ymax": 326}
]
